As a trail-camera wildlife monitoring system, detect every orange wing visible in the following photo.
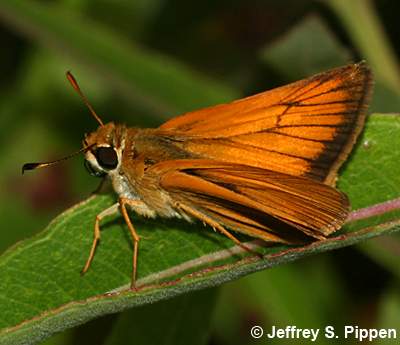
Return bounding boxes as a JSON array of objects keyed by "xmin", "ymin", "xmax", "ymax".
[
  {"xmin": 159, "ymin": 62, "xmax": 372, "ymax": 185},
  {"xmin": 155, "ymin": 160, "xmax": 349, "ymax": 243}
]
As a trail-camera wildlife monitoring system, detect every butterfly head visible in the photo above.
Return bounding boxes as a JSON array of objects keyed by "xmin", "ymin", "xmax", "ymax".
[{"xmin": 83, "ymin": 122, "xmax": 126, "ymax": 178}]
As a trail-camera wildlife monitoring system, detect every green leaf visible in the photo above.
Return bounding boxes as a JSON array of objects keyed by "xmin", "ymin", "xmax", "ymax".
[
  {"xmin": 1, "ymin": 114, "xmax": 399, "ymax": 345},
  {"xmin": 339, "ymin": 114, "xmax": 400, "ymax": 228}
]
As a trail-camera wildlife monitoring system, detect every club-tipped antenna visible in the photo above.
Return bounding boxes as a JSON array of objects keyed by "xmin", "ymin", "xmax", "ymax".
[
  {"xmin": 22, "ymin": 144, "xmax": 95, "ymax": 174},
  {"xmin": 66, "ymin": 71, "xmax": 104, "ymax": 127}
]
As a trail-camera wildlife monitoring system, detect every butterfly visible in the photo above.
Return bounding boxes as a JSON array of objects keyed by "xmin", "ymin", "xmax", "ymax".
[{"xmin": 23, "ymin": 62, "xmax": 373, "ymax": 288}]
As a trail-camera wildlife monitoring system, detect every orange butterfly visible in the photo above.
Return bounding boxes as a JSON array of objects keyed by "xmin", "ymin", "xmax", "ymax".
[{"xmin": 23, "ymin": 62, "xmax": 373, "ymax": 288}]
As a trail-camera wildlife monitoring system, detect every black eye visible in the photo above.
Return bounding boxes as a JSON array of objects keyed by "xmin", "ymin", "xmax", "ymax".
[
  {"xmin": 95, "ymin": 147, "xmax": 118, "ymax": 169},
  {"xmin": 84, "ymin": 160, "xmax": 106, "ymax": 177}
]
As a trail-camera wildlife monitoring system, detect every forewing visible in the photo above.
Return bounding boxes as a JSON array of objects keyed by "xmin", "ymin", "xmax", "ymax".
[
  {"xmin": 156, "ymin": 160, "xmax": 349, "ymax": 242},
  {"xmin": 159, "ymin": 63, "xmax": 372, "ymax": 184}
]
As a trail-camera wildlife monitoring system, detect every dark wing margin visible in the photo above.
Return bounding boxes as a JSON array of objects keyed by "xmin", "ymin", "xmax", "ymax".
[{"xmin": 302, "ymin": 62, "xmax": 373, "ymax": 184}]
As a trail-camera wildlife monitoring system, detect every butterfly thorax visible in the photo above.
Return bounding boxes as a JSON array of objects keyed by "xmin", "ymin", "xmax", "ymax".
[{"xmin": 117, "ymin": 128, "xmax": 193, "ymax": 219}]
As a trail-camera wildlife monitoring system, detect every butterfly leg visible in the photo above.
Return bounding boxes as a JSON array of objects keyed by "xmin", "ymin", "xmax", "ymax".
[
  {"xmin": 176, "ymin": 203, "xmax": 262, "ymax": 258},
  {"xmin": 119, "ymin": 197, "xmax": 141, "ymax": 290},
  {"xmin": 81, "ymin": 202, "xmax": 119, "ymax": 275}
]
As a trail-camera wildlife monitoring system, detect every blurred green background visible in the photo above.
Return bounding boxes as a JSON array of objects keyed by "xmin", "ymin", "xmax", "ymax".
[{"xmin": 0, "ymin": 0, "xmax": 400, "ymax": 344}]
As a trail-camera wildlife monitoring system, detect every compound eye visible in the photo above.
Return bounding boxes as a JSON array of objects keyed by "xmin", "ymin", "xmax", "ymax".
[{"xmin": 95, "ymin": 147, "xmax": 118, "ymax": 169}]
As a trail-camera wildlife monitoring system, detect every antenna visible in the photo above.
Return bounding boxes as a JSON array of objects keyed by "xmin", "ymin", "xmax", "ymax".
[
  {"xmin": 66, "ymin": 71, "xmax": 104, "ymax": 126},
  {"xmin": 22, "ymin": 144, "xmax": 94, "ymax": 174}
]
